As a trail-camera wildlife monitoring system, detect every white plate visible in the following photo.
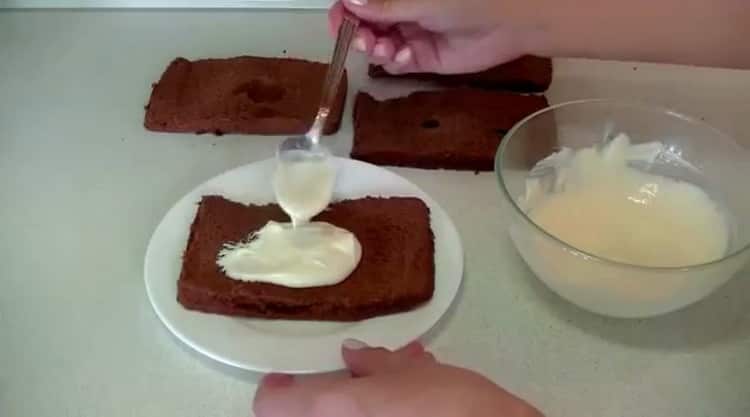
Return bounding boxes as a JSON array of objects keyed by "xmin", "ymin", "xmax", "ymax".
[{"xmin": 144, "ymin": 157, "xmax": 464, "ymax": 374}]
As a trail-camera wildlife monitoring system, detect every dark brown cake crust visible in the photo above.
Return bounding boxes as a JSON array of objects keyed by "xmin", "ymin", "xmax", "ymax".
[
  {"xmin": 177, "ymin": 196, "xmax": 435, "ymax": 321},
  {"xmin": 352, "ymin": 89, "xmax": 549, "ymax": 171},
  {"xmin": 368, "ymin": 56, "xmax": 552, "ymax": 93},
  {"xmin": 144, "ymin": 56, "xmax": 347, "ymax": 136}
]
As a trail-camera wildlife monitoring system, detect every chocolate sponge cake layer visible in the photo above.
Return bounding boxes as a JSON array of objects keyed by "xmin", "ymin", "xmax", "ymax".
[
  {"xmin": 178, "ymin": 196, "xmax": 435, "ymax": 321},
  {"xmin": 368, "ymin": 55, "xmax": 552, "ymax": 93},
  {"xmin": 145, "ymin": 56, "xmax": 347, "ymax": 135},
  {"xmin": 352, "ymin": 89, "xmax": 549, "ymax": 171}
]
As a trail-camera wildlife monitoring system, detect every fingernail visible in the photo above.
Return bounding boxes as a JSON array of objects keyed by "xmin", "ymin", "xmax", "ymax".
[
  {"xmin": 261, "ymin": 373, "xmax": 294, "ymax": 388},
  {"xmin": 347, "ymin": 0, "xmax": 367, "ymax": 5},
  {"xmin": 343, "ymin": 338, "xmax": 369, "ymax": 350},
  {"xmin": 373, "ymin": 43, "xmax": 388, "ymax": 58},
  {"xmin": 352, "ymin": 36, "xmax": 367, "ymax": 52},
  {"xmin": 394, "ymin": 47, "xmax": 412, "ymax": 65}
]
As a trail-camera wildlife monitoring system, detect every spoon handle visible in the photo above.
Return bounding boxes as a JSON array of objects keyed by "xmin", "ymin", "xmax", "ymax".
[{"xmin": 309, "ymin": 15, "xmax": 359, "ymax": 143}]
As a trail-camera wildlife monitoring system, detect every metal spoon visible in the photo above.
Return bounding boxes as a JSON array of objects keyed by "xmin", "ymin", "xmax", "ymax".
[
  {"xmin": 274, "ymin": 15, "xmax": 359, "ymax": 226},
  {"xmin": 276, "ymin": 15, "xmax": 359, "ymax": 163}
]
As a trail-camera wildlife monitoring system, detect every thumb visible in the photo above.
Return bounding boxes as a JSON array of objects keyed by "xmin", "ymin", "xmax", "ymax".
[
  {"xmin": 342, "ymin": 339, "xmax": 433, "ymax": 377},
  {"xmin": 342, "ymin": 0, "xmax": 426, "ymax": 24}
]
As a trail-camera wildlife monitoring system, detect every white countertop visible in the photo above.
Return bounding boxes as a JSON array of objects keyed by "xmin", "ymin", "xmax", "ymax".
[{"xmin": 2, "ymin": 9, "xmax": 750, "ymax": 417}]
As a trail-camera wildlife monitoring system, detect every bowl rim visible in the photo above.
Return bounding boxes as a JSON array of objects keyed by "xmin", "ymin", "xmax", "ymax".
[{"xmin": 495, "ymin": 97, "xmax": 750, "ymax": 271}]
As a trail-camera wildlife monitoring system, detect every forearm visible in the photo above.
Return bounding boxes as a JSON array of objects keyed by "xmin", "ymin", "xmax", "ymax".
[{"xmin": 516, "ymin": 0, "xmax": 750, "ymax": 69}]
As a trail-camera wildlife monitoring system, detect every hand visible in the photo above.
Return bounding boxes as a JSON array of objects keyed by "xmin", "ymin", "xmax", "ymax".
[
  {"xmin": 331, "ymin": 0, "xmax": 750, "ymax": 71},
  {"xmin": 328, "ymin": 0, "xmax": 537, "ymax": 75},
  {"xmin": 253, "ymin": 340, "xmax": 544, "ymax": 417}
]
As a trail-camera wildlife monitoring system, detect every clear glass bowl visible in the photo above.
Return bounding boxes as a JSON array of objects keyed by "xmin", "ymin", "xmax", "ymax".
[{"xmin": 496, "ymin": 99, "xmax": 750, "ymax": 318}]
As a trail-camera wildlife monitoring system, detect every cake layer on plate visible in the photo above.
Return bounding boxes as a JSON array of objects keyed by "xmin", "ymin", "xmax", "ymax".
[
  {"xmin": 178, "ymin": 195, "xmax": 435, "ymax": 321},
  {"xmin": 145, "ymin": 56, "xmax": 347, "ymax": 135}
]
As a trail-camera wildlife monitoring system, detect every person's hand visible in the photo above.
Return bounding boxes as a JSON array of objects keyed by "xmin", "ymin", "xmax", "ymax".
[
  {"xmin": 253, "ymin": 340, "xmax": 544, "ymax": 417},
  {"xmin": 328, "ymin": 0, "xmax": 537, "ymax": 75},
  {"xmin": 332, "ymin": 0, "xmax": 750, "ymax": 71}
]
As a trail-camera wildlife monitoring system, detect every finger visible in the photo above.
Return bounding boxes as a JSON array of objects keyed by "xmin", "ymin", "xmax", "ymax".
[
  {"xmin": 253, "ymin": 374, "xmax": 300, "ymax": 417},
  {"xmin": 398, "ymin": 340, "xmax": 426, "ymax": 356},
  {"xmin": 370, "ymin": 36, "xmax": 399, "ymax": 65},
  {"xmin": 383, "ymin": 27, "xmax": 444, "ymax": 74},
  {"xmin": 342, "ymin": 0, "xmax": 428, "ymax": 24},
  {"xmin": 398, "ymin": 340, "xmax": 438, "ymax": 364},
  {"xmin": 328, "ymin": 1, "xmax": 345, "ymax": 37},
  {"xmin": 254, "ymin": 373, "xmax": 295, "ymax": 406},
  {"xmin": 254, "ymin": 372, "xmax": 348, "ymax": 417},
  {"xmin": 342, "ymin": 339, "xmax": 396, "ymax": 377},
  {"xmin": 351, "ymin": 26, "xmax": 377, "ymax": 54},
  {"xmin": 342, "ymin": 339, "xmax": 434, "ymax": 377},
  {"xmin": 367, "ymin": 20, "xmax": 397, "ymax": 34},
  {"xmin": 260, "ymin": 373, "xmax": 295, "ymax": 389},
  {"xmin": 401, "ymin": 23, "xmax": 443, "ymax": 71},
  {"xmin": 331, "ymin": 2, "xmax": 391, "ymax": 37},
  {"xmin": 381, "ymin": 45, "xmax": 418, "ymax": 74}
]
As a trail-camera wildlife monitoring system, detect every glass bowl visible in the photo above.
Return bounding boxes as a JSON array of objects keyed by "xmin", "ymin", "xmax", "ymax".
[{"xmin": 496, "ymin": 99, "xmax": 750, "ymax": 318}]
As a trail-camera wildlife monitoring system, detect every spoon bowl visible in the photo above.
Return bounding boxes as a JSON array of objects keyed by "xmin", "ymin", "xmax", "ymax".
[{"xmin": 277, "ymin": 135, "xmax": 331, "ymax": 163}]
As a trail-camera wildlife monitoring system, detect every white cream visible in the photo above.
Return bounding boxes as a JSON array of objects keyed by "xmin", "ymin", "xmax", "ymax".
[
  {"xmin": 523, "ymin": 133, "xmax": 729, "ymax": 268},
  {"xmin": 217, "ymin": 221, "xmax": 362, "ymax": 287},
  {"xmin": 217, "ymin": 155, "xmax": 363, "ymax": 288},
  {"xmin": 273, "ymin": 156, "xmax": 335, "ymax": 226},
  {"xmin": 511, "ymin": 133, "xmax": 739, "ymax": 317}
]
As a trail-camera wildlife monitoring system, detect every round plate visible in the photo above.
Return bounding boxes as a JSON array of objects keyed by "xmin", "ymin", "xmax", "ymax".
[{"xmin": 144, "ymin": 157, "xmax": 464, "ymax": 374}]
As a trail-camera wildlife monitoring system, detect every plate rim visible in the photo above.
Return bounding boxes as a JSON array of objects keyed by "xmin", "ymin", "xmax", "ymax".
[{"xmin": 144, "ymin": 157, "xmax": 464, "ymax": 374}]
